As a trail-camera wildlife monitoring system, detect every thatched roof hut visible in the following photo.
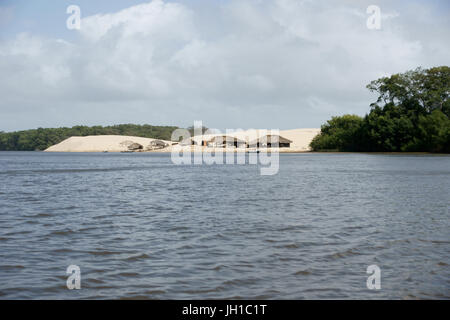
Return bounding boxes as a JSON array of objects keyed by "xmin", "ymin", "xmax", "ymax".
[
  {"xmin": 207, "ymin": 135, "xmax": 246, "ymax": 147},
  {"xmin": 180, "ymin": 138, "xmax": 194, "ymax": 146},
  {"xmin": 128, "ymin": 142, "xmax": 143, "ymax": 150},
  {"xmin": 178, "ymin": 131, "xmax": 293, "ymax": 148},
  {"xmin": 147, "ymin": 140, "xmax": 168, "ymax": 150},
  {"xmin": 151, "ymin": 140, "xmax": 168, "ymax": 147},
  {"xmin": 120, "ymin": 140, "xmax": 135, "ymax": 147},
  {"xmin": 249, "ymin": 135, "xmax": 292, "ymax": 148}
]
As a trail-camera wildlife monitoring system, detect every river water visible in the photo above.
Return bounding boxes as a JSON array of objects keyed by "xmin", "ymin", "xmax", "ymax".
[{"xmin": 0, "ymin": 152, "xmax": 449, "ymax": 299}]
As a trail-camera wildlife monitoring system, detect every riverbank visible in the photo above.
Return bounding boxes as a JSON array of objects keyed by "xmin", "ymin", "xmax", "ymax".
[{"xmin": 44, "ymin": 129, "xmax": 321, "ymax": 153}]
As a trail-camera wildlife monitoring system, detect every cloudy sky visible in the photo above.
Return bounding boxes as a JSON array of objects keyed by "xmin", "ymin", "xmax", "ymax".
[{"xmin": 0, "ymin": 0, "xmax": 449, "ymax": 131}]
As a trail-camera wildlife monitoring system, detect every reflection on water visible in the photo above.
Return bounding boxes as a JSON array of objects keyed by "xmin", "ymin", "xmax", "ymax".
[{"xmin": 0, "ymin": 152, "xmax": 449, "ymax": 299}]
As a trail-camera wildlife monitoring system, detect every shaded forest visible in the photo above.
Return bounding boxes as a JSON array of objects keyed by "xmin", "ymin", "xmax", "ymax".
[
  {"xmin": 0, "ymin": 124, "xmax": 179, "ymax": 151},
  {"xmin": 310, "ymin": 66, "xmax": 450, "ymax": 153}
]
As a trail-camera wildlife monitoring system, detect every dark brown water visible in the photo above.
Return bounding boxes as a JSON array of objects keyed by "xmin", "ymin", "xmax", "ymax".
[{"xmin": 0, "ymin": 152, "xmax": 449, "ymax": 299}]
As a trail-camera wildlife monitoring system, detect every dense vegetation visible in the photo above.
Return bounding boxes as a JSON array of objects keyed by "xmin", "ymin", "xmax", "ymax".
[
  {"xmin": 0, "ymin": 124, "xmax": 179, "ymax": 151},
  {"xmin": 310, "ymin": 66, "xmax": 450, "ymax": 153}
]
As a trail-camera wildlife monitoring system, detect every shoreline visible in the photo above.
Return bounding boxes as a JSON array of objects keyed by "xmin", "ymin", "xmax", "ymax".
[
  {"xmin": 3, "ymin": 150, "xmax": 448, "ymax": 155},
  {"xmin": 42, "ymin": 130, "xmax": 321, "ymax": 153}
]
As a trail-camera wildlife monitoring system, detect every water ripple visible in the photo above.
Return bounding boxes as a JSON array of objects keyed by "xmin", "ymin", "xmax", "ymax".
[{"xmin": 0, "ymin": 152, "xmax": 449, "ymax": 299}]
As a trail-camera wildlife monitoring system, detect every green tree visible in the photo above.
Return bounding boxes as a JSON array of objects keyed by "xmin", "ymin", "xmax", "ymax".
[
  {"xmin": 362, "ymin": 104, "xmax": 415, "ymax": 151},
  {"xmin": 408, "ymin": 110, "xmax": 450, "ymax": 153},
  {"xmin": 312, "ymin": 66, "xmax": 450, "ymax": 153},
  {"xmin": 0, "ymin": 124, "xmax": 179, "ymax": 151},
  {"xmin": 310, "ymin": 115, "xmax": 363, "ymax": 151},
  {"xmin": 366, "ymin": 66, "xmax": 450, "ymax": 116}
]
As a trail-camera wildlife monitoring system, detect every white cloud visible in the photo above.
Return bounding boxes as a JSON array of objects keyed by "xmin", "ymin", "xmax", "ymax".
[
  {"xmin": 0, "ymin": 0, "xmax": 449, "ymax": 131},
  {"xmin": 80, "ymin": 0, "xmax": 194, "ymax": 41}
]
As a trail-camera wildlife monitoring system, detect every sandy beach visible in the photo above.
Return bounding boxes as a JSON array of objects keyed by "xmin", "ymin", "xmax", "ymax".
[
  {"xmin": 44, "ymin": 129, "xmax": 320, "ymax": 153},
  {"xmin": 44, "ymin": 135, "xmax": 173, "ymax": 152}
]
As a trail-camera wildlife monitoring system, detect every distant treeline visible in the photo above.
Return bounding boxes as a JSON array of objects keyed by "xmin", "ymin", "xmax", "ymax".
[
  {"xmin": 0, "ymin": 124, "xmax": 179, "ymax": 151},
  {"xmin": 310, "ymin": 66, "xmax": 450, "ymax": 153}
]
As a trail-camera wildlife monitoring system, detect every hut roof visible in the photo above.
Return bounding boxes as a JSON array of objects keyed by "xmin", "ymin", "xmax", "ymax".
[
  {"xmin": 119, "ymin": 140, "xmax": 135, "ymax": 147},
  {"xmin": 249, "ymin": 134, "xmax": 292, "ymax": 145},
  {"xmin": 128, "ymin": 142, "xmax": 143, "ymax": 150},
  {"xmin": 182, "ymin": 130, "xmax": 291, "ymax": 145},
  {"xmin": 150, "ymin": 140, "xmax": 168, "ymax": 146},
  {"xmin": 208, "ymin": 135, "xmax": 246, "ymax": 143},
  {"xmin": 179, "ymin": 138, "xmax": 192, "ymax": 146}
]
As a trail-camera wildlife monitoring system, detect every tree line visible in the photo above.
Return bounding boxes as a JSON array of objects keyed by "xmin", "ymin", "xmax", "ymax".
[
  {"xmin": 310, "ymin": 66, "xmax": 450, "ymax": 153},
  {"xmin": 0, "ymin": 124, "xmax": 179, "ymax": 151}
]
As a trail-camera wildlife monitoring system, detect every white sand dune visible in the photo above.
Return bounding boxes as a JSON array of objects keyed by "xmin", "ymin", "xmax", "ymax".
[
  {"xmin": 279, "ymin": 128, "xmax": 321, "ymax": 151},
  {"xmin": 45, "ymin": 129, "xmax": 320, "ymax": 153},
  {"xmin": 45, "ymin": 135, "xmax": 172, "ymax": 152}
]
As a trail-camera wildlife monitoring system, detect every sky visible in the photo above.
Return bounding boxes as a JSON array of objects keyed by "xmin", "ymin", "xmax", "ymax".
[{"xmin": 0, "ymin": 0, "xmax": 449, "ymax": 131}]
